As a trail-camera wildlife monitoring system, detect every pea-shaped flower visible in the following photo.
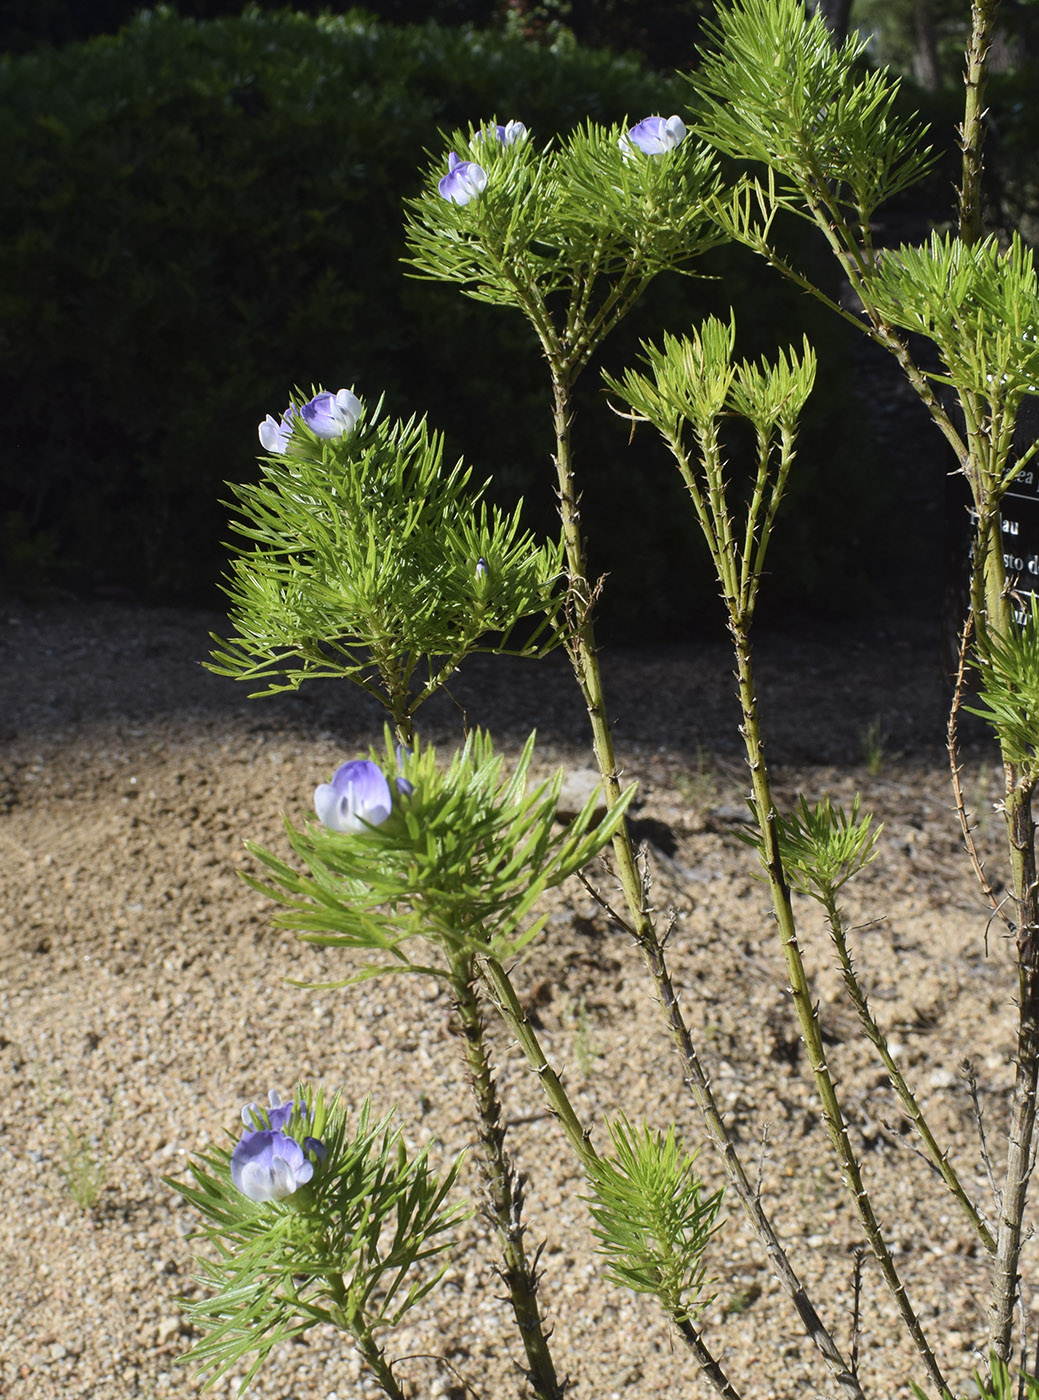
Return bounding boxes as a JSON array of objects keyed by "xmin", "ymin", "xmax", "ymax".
[
  {"xmin": 315, "ymin": 759, "xmax": 393, "ymax": 833},
  {"xmin": 231, "ymin": 1128, "xmax": 315, "ymax": 1203},
  {"xmin": 620, "ymin": 115, "xmax": 687, "ymax": 157},
  {"xmin": 258, "ymin": 405, "xmax": 297, "ymax": 453},
  {"xmin": 438, "ymin": 152, "xmax": 488, "ymax": 206},
  {"xmin": 301, "ymin": 388, "xmax": 362, "ymax": 440}
]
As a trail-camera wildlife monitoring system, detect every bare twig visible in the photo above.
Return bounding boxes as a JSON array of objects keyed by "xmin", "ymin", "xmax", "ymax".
[
  {"xmin": 391, "ymin": 1354, "xmax": 487, "ymax": 1400},
  {"xmin": 963, "ymin": 1057, "xmax": 1004, "ymax": 1214},
  {"xmin": 851, "ymin": 1248, "xmax": 867, "ymax": 1382},
  {"xmin": 756, "ymin": 1123, "xmax": 771, "ymax": 1203}
]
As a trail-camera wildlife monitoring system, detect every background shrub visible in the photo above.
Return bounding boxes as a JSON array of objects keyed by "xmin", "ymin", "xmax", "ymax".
[{"xmin": 0, "ymin": 7, "xmax": 921, "ymax": 636}]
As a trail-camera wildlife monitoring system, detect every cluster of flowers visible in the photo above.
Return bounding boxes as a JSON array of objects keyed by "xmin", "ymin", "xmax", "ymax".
[
  {"xmin": 258, "ymin": 387, "xmax": 362, "ymax": 453},
  {"xmin": 230, "ymin": 1090, "xmax": 325, "ymax": 1203},
  {"xmin": 437, "ymin": 114, "xmax": 687, "ymax": 206}
]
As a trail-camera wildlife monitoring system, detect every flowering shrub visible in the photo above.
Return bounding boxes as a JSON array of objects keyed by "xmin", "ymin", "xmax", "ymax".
[{"xmin": 175, "ymin": 4, "xmax": 1039, "ymax": 1397}]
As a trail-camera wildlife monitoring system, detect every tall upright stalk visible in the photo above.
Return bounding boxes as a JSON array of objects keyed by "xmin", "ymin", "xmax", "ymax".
[
  {"xmin": 952, "ymin": 2, "xmax": 1039, "ymax": 1345},
  {"xmin": 728, "ymin": 616, "xmax": 948, "ymax": 1397},
  {"xmin": 545, "ymin": 367, "xmax": 867, "ymax": 1400},
  {"xmin": 449, "ymin": 951, "xmax": 565, "ymax": 1400},
  {"xmin": 974, "ymin": 461, "xmax": 1039, "ymax": 1361},
  {"xmin": 959, "ymin": 0, "xmax": 1001, "ymax": 248}
]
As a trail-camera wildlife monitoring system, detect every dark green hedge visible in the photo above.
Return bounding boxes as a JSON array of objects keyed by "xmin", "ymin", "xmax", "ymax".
[{"xmin": 0, "ymin": 7, "xmax": 901, "ymax": 634}]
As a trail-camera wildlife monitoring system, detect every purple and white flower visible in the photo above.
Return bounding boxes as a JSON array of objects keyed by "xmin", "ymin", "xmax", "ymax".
[
  {"xmin": 258, "ymin": 405, "xmax": 297, "ymax": 453},
  {"xmin": 315, "ymin": 759, "xmax": 393, "ymax": 833},
  {"xmin": 476, "ymin": 120, "xmax": 528, "ymax": 147},
  {"xmin": 231, "ymin": 1089, "xmax": 326, "ymax": 1203},
  {"xmin": 301, "ymin": 388, "xmax": 362, "ymax": 440},
  {"xmin": 231, "ymin": 1129, "xmax": 315, "ymax": 1203},
  {"xmin": 241, "ymin": 1087, "xmax": 295, "ymax": 1133},
  {"xmin": 438, "ymin": 152, "xmax": 488, "ymax": 206},
  {"xmin": 620, "ymin": 115, "xmax": 687, "ymax": 158},
  {"xmin": 394, "ymin": 744, "xmax": 415, "ymax": 799}
]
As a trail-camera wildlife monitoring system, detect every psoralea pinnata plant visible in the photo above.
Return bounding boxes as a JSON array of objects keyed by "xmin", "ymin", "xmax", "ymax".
[{"xmin": 175, "ymin": 3, "xmax": 1039, "ymax": 1395}]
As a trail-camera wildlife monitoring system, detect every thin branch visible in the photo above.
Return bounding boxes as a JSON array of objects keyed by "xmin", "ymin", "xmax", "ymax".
[
  {"xmin": 390, "ymin": 1354, "xmax": 487, "ymax": 1400},
  {"xmin": 851, "ymin": 1248, "xmax": 867, "ymax": 1383},
  {"xmin": 963, "ymin": 1057, "xmax": 1003, "ymax": 1214},
  {"xmin": 450, "ymin": 953, "xmax": 566, "ymax": 1400},
  {"xmin": 825, "ymin": 897, "xmax": 996, "ymax": 1253}
]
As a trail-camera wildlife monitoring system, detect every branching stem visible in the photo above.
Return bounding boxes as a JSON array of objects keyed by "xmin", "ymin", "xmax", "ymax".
[
  {"xmin": 537, "ymin": 365, "xmax": 866, "ymax": 1400},
  {"xmin": 821, "ymin": 891, "xmax": 996, "ymax": 1253},
  {"xmin": 479, "ymin": 957, "xmax": 744, "ymax": 1400}
]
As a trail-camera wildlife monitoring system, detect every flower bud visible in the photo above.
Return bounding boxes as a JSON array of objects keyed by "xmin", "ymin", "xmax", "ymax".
[{"xmin": 314, "ymin": 759, "xmax": 393, "ymax": 833}]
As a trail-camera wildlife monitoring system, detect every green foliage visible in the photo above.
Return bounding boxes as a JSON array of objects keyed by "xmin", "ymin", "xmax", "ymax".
[
  {"xmin": 911, "ymin": 1351, "xmax": 1039, "ymax": 1400},
  {"xmin": 607, "ymin": 314, "xmax": 815, "ymax": 438},
  {"xmin": 969, "ymin": 596, "xmax": 1039, "ymax": 781},
  {"xmin": 169, "ymin": 1088, "xmax": 467, "ymax": 1393},
  {"xmin": 766, "ymin": 793, "xmax": 881, "ymax": 902},
  {"xmin": 584, "ymin": 1115, "xmax": 722, "ymax": 1321},
  {"xmin": 245, "ymin": 729, "xmax": 636, "ymax": 980},
  {"xmin": 689, "ymin": 0, "xmax": 933, "ymax": 225},
  {"xmin": 0, "ymin": 6, "xmax": 680, "ymax": 602},
  {"xmin": 867, "ymin": 232, "xmax": 1039, "ymax": 434},
  {"xmin": 603, "ymin": 315, "xmax": 816, "ymax": 618},
  {"xmin": 210, "ymin": 393, "xmax": 562, "ymax": 722},
  {"xmin": 861, "ymin": 714, "xmax": 888, "ymax": 775},
  {"xmin": 405, "ymin": 117, "xmax": 723, "ymax": 349},
  {"xmin": 34, "ymin": 1062, "xmax": 112, "ymax": 1210}
]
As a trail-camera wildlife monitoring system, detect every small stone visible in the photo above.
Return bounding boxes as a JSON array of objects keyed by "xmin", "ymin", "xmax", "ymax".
[
  {"xmin": 556, "ymin": 767, "xmax": 606, "ymax": 821},
  {"xmin": 157, "ymin": 1316, "xmax": 181, "ymax": 1345}
]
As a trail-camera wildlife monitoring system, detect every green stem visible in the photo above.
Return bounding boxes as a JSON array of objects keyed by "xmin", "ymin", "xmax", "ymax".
[
  {"xmin": 726, "ymin": 170, "xmax": 970, "ymax": 472},
  {"xmin": 822, "ymin": 891, "xmax": 996, "ymax": 1253},
  {"xmin": 481, "ymin": 955, "xmax": 597, "ymax": 1171},
  {"xmin": 544, "ymin": 373, "xmax": 867, "ymax": 1400},
  {"xmin": 963, "ymin": 335, "xmax": 1039, "ymax": 1365},
  {"xmin": 479, "ymin": 957, "xmax": 745, "ymax": 1400},
  {"xmin": 643, "ymin": 933, "xmax": 867, "ymax": 1400},
  {"xmin": 729, "ymin": 615, "xmax": 949, "ymax": 1398},
  {"xmin": 450, "ymin": 952, "xmax": 566, "ymax": 1400},
  {"xmin": 328, "ymin": 1275, "xmax": 408, "ymax": 1400},
  {"xmin": 959, "ymin": 0, "xmax": 1000, "ymax": 246}
]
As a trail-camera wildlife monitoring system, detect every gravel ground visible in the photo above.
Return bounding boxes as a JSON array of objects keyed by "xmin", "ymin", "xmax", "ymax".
[{"xmin": 0, "ymin": 599, "xmax": 1028, "ymax": 1400}]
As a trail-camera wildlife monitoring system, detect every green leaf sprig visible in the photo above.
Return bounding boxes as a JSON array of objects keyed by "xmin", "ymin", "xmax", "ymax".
[
  {"xmin": 765, "ymin": 793, "xmax": 881, "ymax": 903},
  {"xmin": 584, "ymin": 1115, "xmax": 723, "ymax": 1323},
  {"xmin": 969, "ymin": 595, "xmax": 1039, "ymax": 782},
  {"xmin": 405, "ymin": 119, "xmax": 725, "ymax": 379},
  {"xmin": 245, "ymin": 728, "xmax": 636, "ymax": 982},
  {"xmin": 168, "ymin": 1088, "xmax": 466, "ymax": 1395},
  {"xmin": 690, "ymin": 0, "xmax": 932, "ymax": 230}
]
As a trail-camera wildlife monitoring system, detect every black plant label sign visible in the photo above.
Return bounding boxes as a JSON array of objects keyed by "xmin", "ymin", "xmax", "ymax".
[{"xmin": 1001, "ymin": 467, "xmax": 1039, "ymax": 623}]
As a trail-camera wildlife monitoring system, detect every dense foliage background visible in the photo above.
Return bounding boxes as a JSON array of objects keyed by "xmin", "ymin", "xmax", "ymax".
[{"xmin": 5, "ymin": 2, "xmax": 1033, "ymax": 636}]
